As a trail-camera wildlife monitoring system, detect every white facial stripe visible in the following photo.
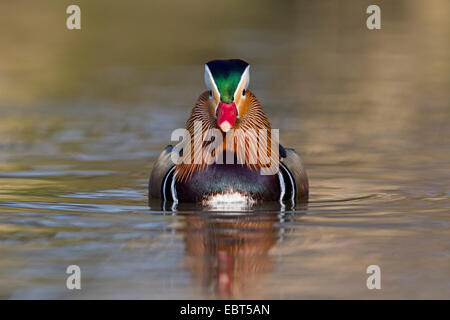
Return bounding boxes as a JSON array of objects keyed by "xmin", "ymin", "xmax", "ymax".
[
  {"xmin": 233, "ymin": 65, "xmax": 250, "ymax": 102},
  {"xmin": 204, "ymin": 65, "xmax": 220, "ymax": 112}
]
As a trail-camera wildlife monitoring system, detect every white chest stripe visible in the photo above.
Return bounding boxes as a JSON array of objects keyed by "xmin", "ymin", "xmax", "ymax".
[
  {"xmin": 281, "ymin": 163, "xmax": 296, "ymax": 202},
  {"xmin": 162, "ymin": 166, "xmax": 175, "ymax": 202},
  {"xmin": 278, "ymin": 170, "xmax": 286, "ymax": 204},
  {"xmin": 171, "ymin": 172, "xmax": 178, "ymax": 202}
]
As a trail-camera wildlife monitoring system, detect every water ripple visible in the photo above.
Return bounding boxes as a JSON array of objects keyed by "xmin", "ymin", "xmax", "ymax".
[{"xmin": 0, "ymin": 201, "xmax": 148, "ymax": 213}]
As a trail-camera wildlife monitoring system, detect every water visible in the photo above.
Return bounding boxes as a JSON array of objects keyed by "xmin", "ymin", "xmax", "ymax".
[{"xmin": 0, "ymin": 0, "xmax": 449, "ymax": 299}]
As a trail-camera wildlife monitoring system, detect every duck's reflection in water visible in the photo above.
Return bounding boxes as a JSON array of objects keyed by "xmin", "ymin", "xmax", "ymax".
[
  {"xmin": 182, "ymin": 214, "xmax": 277, "ymax": 298},
  {"xmin": 174, "ymin": 201, "xmax": 304, "ymax": 298}
]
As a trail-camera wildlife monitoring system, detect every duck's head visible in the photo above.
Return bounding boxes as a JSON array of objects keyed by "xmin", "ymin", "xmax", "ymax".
[{"xmin": 204, "ymin": 59, "xmax": 250, "ymax": 132}]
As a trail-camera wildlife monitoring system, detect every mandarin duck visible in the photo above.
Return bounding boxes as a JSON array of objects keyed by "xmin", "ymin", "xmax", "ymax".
[{"xmin": 149, "ymin": 59, "xmax": 308, "ymax": 206}]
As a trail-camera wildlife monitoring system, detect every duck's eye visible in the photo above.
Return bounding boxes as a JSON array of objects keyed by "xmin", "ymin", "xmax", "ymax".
[
  {"xmin": 242, "ymin": 89, "xmax": 246, "ymax": 97},
  {"xmin": 209, "ymin": 90, "xmax": 213, "ymax": 98}
]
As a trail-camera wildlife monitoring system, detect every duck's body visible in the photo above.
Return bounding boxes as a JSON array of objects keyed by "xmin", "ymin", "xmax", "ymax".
[{"xmin": 149, "ymin": 59, "xmax": 308, "ymax": 205}]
